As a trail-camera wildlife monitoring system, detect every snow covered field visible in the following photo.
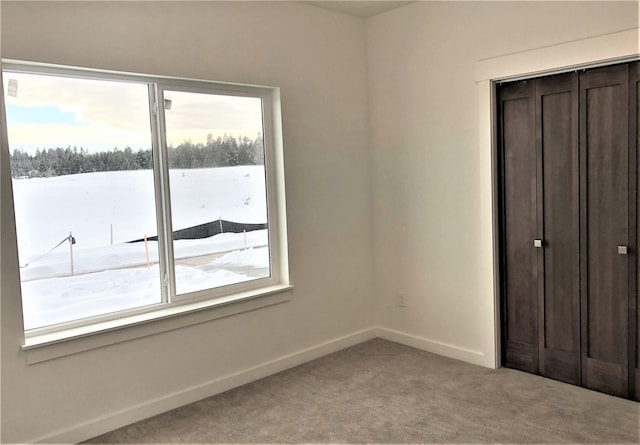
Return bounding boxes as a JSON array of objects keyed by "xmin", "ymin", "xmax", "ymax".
[{"xmin": 12, "ymin": 166, "xmax": 271, "ymax": 330}]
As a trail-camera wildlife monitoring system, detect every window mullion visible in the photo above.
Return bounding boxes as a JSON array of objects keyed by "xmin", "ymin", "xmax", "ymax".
[{"xmin": 149, "ymin": 84, "xmax": 176, "ymax": 303}]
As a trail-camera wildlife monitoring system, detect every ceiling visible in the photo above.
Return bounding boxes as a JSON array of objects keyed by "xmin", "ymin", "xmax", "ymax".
[{"xmin": 301, "ymin": 1, "xmax": 413, "ymax": 18}]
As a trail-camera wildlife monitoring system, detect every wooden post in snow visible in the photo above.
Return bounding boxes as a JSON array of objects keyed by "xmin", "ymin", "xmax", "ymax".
[
  {"xmin": 69, "ymin": 231, "xmax": 74, "ymax": 275},
  {"xmin": 144, "ymin": 234, "xmax": 150, "ymax": 270},
  {"xmin": 243, "ymin": 230, "xmax": 247, "ymax": 250},
  {"xmin": 219, "ymin": 217, "xmax": 223, "ymax": 234}
]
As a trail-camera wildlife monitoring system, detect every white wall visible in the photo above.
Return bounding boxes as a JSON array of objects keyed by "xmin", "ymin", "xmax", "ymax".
[
  {"xmin": 367, "ymin": 1, "xmax": 639, "ymax": 367},
  {"xmin": 0, "ymin": 2, "xmax": 374, "ymax": 442},
  {"xmin": 2, "ymin": 0, "xmax": 639, "ymax": 442}
]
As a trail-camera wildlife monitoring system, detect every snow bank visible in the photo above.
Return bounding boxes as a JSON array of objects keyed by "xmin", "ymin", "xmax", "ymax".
[{"xmin": 13, "ymin": 167, "xmax": 272, "ymax": 330}]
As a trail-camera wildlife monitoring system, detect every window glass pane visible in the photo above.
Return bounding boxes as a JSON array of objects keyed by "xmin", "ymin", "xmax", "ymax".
[
  {"xmin": 3, "ymin": 72, "xmax": 161, "ymax": 330},
  {"xmin": 163, "ymin": 90, "xmax": 270, "ymax": 295}
]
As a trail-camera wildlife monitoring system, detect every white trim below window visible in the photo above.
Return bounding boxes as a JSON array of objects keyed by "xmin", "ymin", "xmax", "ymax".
[{"xmin": 23, "ymin": 284, "xmax": 293, "ymax": 364}]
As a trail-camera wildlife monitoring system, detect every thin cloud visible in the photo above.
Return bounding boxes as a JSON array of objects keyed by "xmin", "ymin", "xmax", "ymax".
[
  {"xmin": 2, "ymin": 72, "xmax": 264, "ymax": 154},
  {"xmin": 164, "ymin": 90, "xmax": 263, "ymax": 146}
]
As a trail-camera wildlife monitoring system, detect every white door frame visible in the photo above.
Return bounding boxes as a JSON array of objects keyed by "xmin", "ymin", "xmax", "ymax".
[{"xmin": 475, "ymin": 28, "xmax": 640, "ymax": 368}]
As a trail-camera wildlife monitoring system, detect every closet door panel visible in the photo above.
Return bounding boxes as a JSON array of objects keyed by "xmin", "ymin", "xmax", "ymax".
[
  {"xmin": 499, "ymin": 81, "xmax": 538, "ymax": 373},
  {"xmin": 536, "ymin": 73, "xmax": 580, "ymax": 384},
  {"xmin": 632, "ymin": 61, "xmax": 640, "ymax": 401},
  {"xmin": 580, "ymin": 64, "xmax": 630, "ymax": 398}
]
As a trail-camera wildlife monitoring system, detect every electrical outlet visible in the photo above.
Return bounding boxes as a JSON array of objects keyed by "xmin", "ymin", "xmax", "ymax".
[{"xmin": 398, "ymin": 292, "xmax": 406, "ymax": 308}]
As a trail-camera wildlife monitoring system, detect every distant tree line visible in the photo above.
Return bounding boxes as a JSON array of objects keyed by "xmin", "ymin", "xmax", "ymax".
[{"xmin": 9, "ymin": 133, "xmax": 265, "ymax": 178}]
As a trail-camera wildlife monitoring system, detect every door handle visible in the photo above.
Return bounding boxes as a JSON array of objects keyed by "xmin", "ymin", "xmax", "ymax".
[{"xmin": 617, "ymin": 245, "xmax": 628, "ymax": 255}]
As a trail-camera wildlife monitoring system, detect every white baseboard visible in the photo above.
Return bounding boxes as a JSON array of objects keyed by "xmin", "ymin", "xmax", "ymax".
[
  {"xmin": 32, "ymin": 327, "xmax": 492, "ymax": 444},
  {"xmin": 374, "ymin": 327, "xmax": 493, "ymax": 368},
  {"xmin": 32, "ymin": 328, "xmax": 377, "ymax": 444}
]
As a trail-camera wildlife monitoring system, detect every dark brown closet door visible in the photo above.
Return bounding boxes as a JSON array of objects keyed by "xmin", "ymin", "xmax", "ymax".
[
  {"xmin": 499, "ymin": 80, "xmax": 538, "ymax": 373},
  {"xmin": 536, "ymin": 73, "xmax": 581, "ymax": 385},
  {"xmin": 632, "ymin": 61, "xmax": 640, "ymax": 401},
  {"xmin": 580, "ymin": 64, "xmax": 631, "ymax": 398}
]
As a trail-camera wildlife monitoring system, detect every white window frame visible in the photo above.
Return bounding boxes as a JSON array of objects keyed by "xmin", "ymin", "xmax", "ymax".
[{"xmin": 2, "ymin": 60, "xmax": 291, "ymax": 361}]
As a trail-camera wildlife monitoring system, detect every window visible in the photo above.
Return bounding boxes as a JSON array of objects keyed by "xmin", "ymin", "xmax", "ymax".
[{"xmin": 2, "ymin": 61, "xmax": 288, "ymax": 336}]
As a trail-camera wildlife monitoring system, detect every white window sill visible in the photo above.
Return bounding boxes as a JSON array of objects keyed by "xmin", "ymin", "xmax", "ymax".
[{"xmin": 22, "ymin": 284, "xmax": 293, "ymax": 364}]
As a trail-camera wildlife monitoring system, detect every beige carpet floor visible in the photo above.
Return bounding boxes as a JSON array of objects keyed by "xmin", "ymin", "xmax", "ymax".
[{"xmin": 84, "ymin": 338, "xmax": 640, "ymax": 443}]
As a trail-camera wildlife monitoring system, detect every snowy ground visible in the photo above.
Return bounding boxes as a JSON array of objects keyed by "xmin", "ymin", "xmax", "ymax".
[{"xmin": 12, "ymin": 167, "xmax": 271, "ymax": 330}]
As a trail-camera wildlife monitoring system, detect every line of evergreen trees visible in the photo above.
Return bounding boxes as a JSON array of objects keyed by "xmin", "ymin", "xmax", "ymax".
[{"xmin": 10, "ymin": 133, "xmax": 264, "ymax": 178}]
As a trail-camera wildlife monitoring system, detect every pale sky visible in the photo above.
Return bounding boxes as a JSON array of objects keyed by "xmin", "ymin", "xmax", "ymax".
[{"xmin": 2, "ymin": 71, "xmax": 264, "ymax": 155}]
